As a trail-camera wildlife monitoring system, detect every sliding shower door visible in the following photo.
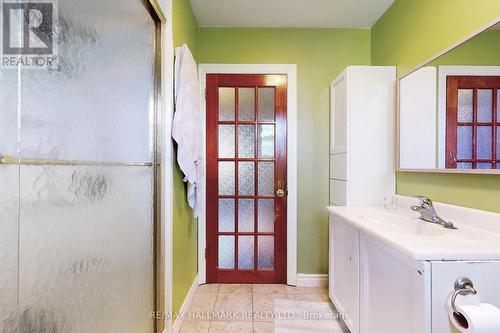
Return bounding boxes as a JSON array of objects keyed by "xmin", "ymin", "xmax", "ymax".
[{"xmin": 0, "ymin": 0, "xmax": 159, "ymax": 332}]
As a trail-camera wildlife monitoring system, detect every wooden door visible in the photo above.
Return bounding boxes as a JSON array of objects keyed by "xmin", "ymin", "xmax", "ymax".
[
  {"xmin": 446, "ymin": 76, "xmax": 500, "ymax": 169},
  {"xmin": 206, "ymin": 74, "xmax": 287, "ymax": 283}
]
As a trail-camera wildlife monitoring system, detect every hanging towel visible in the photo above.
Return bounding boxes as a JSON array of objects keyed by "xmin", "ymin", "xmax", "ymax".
[{"xmin": 172, "ymin": 44, "xmax": 203, "ymax": 217}]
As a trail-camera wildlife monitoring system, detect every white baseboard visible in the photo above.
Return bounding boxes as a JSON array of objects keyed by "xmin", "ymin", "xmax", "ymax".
[
  {"xmin": 172, "ymin": 275, "xmax": 199, "ymax": 333},
  {"xmin": 296, "ymin": 273, "xmax": 328, "ymax": 287}
]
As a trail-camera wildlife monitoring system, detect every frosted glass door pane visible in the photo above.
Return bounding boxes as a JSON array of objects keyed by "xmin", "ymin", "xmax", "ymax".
[
  {"xmin": 219, "ymin": 125, "xmax": 235, "ymax": 158},
  {"xmin": 497, "ymin": 128, "xmax": 500, "ymax": 158},
  {"xmin": 458, "ymin": 89, "xmax": 473, "ymax": 122},
  {"xmin": 18, "ymin": 166, "xmax": 154, "ymax": 332},
  {"xmin": 497, "ymin": 91, "xmax": 500, "ymax": 120},
  {"xmin": 258, "ymin": 199, "xmax": 274, "ymax": 232},
  {"xmin": 238, "ymin": 199, "xmax": 254, "ymax": 232},
  {"xmin": 477, "ymin": 90, "xmax": 492, "ymax": 122},
  {"xmin": 258, "ymin": 236, "xmax": 274, "ymax": 270},
  {"xmin": 219, "ymin": 199, "xmax": 235, "ymax": 232},
  {"xmin": 258, "ymin": 162, "xmax": 274, "ymax": 195},
  {"xmin": 219, "ymin": 236, "xmax": 235, "ymax": 269},
  {"xmin": 238, "ymin": 236, "xmax": 254, "ymax": 270},
  {"xmin": 258, "ymin": 88, "xmax": 275, "ymax": 121},
  {"xmin": 258, "ymin": 125, "xmax": 275, "ymax": 158},
  {"xmin": 0, "ymin": 166, "xmax": 19, "ymax": 332},
  {"xmin": 457, "ymin": 126, "xmax": 472, "ymax": 159},
  {"xmin": 219, "ymin": 162, "xmax": 235, "ymax": 195},
  {"xmin": 20, "ymin": 0, "xmax": 155, "ymax": 163},
  {"xmin": 457, "ymin": 163, "xmax": 473, "ymax": 169},
  {"xmin": 238, "ymin": 88, "xmax": 255, "ymax": 121},
  {"xmin": 477, "ymin": 126, "xmax": 492, "ymax": 159},
  {"xmin": 219, "ymin": 88, "xmax": 235, "ymax": 121},
  {"xmin": 238, "ymin": 162, "xmax": 255, "ymax": 195},
  {"xmin": 477, "ymin": 163, "xmax": 492, "ymax": 169},
  {"xmin": 238, "ymin": 125, "xmax": 255, "ymax": 158}
]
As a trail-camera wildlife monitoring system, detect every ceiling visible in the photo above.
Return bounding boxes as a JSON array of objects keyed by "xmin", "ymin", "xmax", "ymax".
[{"xmin": 190, "ymin": 0, "xmax": 395, "ymax": 28}]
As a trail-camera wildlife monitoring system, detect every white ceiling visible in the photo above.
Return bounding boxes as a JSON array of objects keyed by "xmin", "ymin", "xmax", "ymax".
[{"xmin": 190, "ymin": 0, "xmax": 395, "ymax": 28}]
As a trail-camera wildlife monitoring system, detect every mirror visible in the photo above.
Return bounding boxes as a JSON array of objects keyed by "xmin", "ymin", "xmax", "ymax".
[{"xmin": 398, "ymin": 21, "xmax": 500, "ymax": 173}]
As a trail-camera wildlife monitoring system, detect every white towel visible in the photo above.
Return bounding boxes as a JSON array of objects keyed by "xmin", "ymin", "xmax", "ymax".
[{"xmin": 172, "ymin": 44, "xmax": 203, "ymax": 217}]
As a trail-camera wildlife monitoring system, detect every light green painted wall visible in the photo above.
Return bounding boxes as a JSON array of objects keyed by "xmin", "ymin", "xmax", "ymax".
[
  {"xmin": 199, "ymin": 28, "xmax": 371, "ymax": 274},
  {"xmin": 372, "ymin": 0, "xmax": 500, "ymax": 213},
  {"xmin": 172, "ymin": 0, "xmax": 199, "ymax": 314},
  {"xmin": 430, "ymin": 30, "xmax": 500, "ymax": 66}
]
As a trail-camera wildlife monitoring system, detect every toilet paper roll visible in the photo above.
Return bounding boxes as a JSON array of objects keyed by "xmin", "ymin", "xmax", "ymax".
[{"xmin": 447, "ymin": 294, "xmax": 500, "ymax": 333}]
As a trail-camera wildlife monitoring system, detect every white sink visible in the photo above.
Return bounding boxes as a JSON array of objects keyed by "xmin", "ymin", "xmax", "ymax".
[
  {"xmin": 360, "ymin": 211, "xmax": 447, "ymax": 237},
  {"xmin": 327, "ymin": 202, "xmax": 500, "ymax": 261}
]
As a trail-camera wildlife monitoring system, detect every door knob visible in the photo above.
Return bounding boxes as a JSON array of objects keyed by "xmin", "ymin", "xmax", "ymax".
[{"xmin": 276, "ymin": 180, "xmax": 286, "ymax": 198}]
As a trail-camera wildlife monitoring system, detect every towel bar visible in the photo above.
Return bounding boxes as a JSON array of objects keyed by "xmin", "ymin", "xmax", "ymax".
[{"xmin": 0, "ymin": 153, "xmax": 154, "ymax": 167}]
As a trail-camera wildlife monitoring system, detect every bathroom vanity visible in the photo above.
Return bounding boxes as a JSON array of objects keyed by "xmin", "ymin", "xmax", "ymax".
[{"xmin": 327, "ymin": 196, "xmax": 500, "ymax": 333}]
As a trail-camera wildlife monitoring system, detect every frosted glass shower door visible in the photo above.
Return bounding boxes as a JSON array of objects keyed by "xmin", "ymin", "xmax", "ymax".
[
  {"xmin": 0, "ymin": 69, "xmax": 20, "ymax": 332},
  {"xmin": 0, "ymin": 0, "xmax": 159, "ymax": 332}
]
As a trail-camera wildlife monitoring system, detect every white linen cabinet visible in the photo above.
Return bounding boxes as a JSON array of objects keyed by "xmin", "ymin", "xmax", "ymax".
[{"xmin": 329, "ymin": 66, "xmax": 396, "ymax": 206}]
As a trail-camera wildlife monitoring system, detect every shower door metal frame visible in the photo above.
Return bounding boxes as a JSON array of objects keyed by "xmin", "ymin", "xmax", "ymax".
[{"xmin": 144, "ymin": 1, "xmax": 164, "ymax": 332}]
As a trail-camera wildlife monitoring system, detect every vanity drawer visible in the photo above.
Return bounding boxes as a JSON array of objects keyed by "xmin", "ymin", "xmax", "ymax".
[
  {"xmin": 330, "ymin": 153, "xmax": 347, "ymax": 180},
  {"xmin": 330, "ymin": 179, "xmax": 347, "ymax": 205}
]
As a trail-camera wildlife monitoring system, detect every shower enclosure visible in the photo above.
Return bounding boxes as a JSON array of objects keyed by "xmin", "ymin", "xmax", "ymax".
[{"xmin": 0, "ymin": 0, "xmax": 161, "ymax": 332}]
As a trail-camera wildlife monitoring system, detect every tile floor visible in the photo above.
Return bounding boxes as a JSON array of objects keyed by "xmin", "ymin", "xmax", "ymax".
[{"xmin": 179, "ymin": 284, "xmax": 349, "ymax": 333}]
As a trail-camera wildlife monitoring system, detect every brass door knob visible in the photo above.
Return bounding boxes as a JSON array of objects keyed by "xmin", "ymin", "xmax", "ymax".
[{"xmin": 276, "ymin": 189, "xmax": 285, "ymax": 198}]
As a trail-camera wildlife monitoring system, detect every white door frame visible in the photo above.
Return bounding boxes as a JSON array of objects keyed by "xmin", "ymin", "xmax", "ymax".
[{"xmin": 197, "ymin": 64, "xmax": 298, "ymax": 286}]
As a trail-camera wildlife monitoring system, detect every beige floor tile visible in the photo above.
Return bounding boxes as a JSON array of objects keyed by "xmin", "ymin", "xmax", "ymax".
[
  {"xmin": 285, "ymin": 285, "xmax": 321, "ymax": 295},
  {"xmin": 179, "ymin": 321, "xmax": 210, "ymax": 333},
  {"xmin": 185, "ymin": 293, "xmax": 218, "ymax": 321},
  {"xmin": 252, "ymin": 321, "xmax": 274, "ymax": 333},
  {"xmin": 219, "ymin": 284, "xmax": 253, "ymax": 294},
  {"xmin": 213, "ymin": 293, "xmax": 253, "ymax": 321},
  {"xmin": 287, "ymin": 293, "xmax": 325, "ymax": 302},
  {"xmin": 208, "ymin": 321, "xmax": 253, "ymax": 333},
  {"xmin": 252, "ymin": 284, "xmax": 286, "ymax": 294},
  {"xmin": 252, "ymin": 293, "xmax": 288, "ymax": 321},
  {"xmin": 197, "ymin": 284, "xmax": 220, "ymax": 294},
  {"xmin": 321, "ymin": 293, "xmax": 332, "ymax": 302},
  {"xmin": 318, "ymin": 286, "xmax": 329, "ymax": 296}
]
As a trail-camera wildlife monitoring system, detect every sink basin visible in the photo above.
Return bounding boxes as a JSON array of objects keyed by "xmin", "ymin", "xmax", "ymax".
[{"xmin": 360, "ymin": 211, "xmax": 447, "ymax": 237}]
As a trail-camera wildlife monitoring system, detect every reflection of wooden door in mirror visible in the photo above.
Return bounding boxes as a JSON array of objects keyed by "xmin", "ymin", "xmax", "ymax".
[{"xmin": 446, "ymin": 76, "xmax": 500, "ymax": 169}]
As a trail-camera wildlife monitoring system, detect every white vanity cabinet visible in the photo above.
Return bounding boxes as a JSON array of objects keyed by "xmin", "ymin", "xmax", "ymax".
[
  {"xmin": 329, "ymin": 66, "xmax": 396, "ymax": 206},
  {"xmin": 328, "ymin": 204, "xmax": 500, "ymax": 333},
  {"xmin": 430, "ymin": 261, "xmax": 500, "ymax": 333},
  {"xmin": 329, "ymin": 215, "xmax": 432, "ymax": 333},
  {"xmin": 360, "ymin": 233, "xmax": 431, "ymax": 333},
  {"xmin": 329, "ymin": 215, "xmax": 360, "ymax": 333}
]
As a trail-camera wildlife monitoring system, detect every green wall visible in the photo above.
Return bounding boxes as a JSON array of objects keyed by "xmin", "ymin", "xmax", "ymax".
[
  {"xmin": 171, "ymin": 0, "xmax": 500, "ymax": 306},
  {"xmin": 372, "ymin": 0, "xmax": 500, "ymax": 213},
  {"xmin": 430, "ymin": 29, "xmax": 500, "ymax": 66},
  {"xmin": 199, "ymin": 28, "xmax": 371, "ymax": 274},
  {"xmin": 172, "ymin": 0, "xmax": 199, "ymax": 314}
]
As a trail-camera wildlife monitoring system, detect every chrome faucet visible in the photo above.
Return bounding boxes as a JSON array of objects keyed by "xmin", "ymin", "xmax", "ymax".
[{"xmin": 411, "ymin": 196, "xmax": 457, "ymax": 229}]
